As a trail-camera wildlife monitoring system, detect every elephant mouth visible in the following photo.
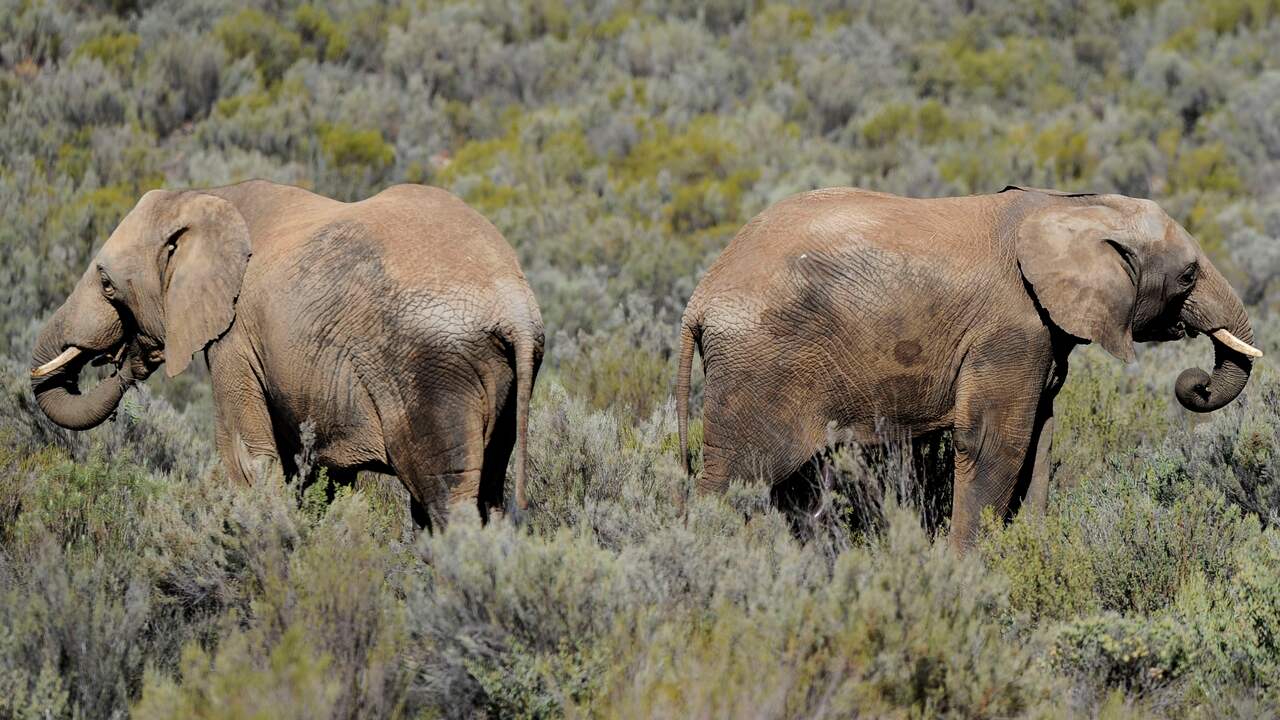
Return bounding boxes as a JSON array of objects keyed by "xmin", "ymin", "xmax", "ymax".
[
  {"xmin": 1134, "ymin": 321, "xmax": 1191, "ymax": 344},
  {"xmin": 30, "ymin": 333, "xmax": 164, "ymax": 384},
  {"xmin": 1132, "ymin": 322, "xmax": 1262, "ymax": 358},
  {"xmin": 31, "ymin": 342, "xmax": 127, "ymax": 380}
]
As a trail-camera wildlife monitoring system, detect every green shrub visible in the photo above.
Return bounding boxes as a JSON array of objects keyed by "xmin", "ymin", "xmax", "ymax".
[
  {"xmin": 1171, "ymin": 142, "xmax": 1245, "ymax": 196},
  {"xmin": 293, "ymin": 4, "xmax": 348, "ymax": 62},
  {"xmin": 315, "ymin": 122, "xmax": 395, "ymax": 199},
  {"xmin": 136, "ymin": 485, "xmax": 408, "ymax": 718},
  {"xmin": 609, "ymin": 115, "xmax": 760, "ymax": 234},
  {"xmin": 1047, "ymin": 529, "xmax": 1280, "ymax": 707},
  {"xmin": 133, "ymin": 627, "xmax": 341, "ymax": 720},
  {"xmin": 1173, "ymin": 373, "xmax": 1280, "ymax": 522},
  {"xmin": 72, "ymin": 31, "xmax": 138, "ymax": 70},
  {"xmin": 6, "ymin": 451, "xmax": 163, "ymax": 558},
  {"xmin": 214, "ymin": 9, "xmax": 302, "ymax": 84},
  {"xmin": 594, "ymin": 511, "xmax": 1058, "ymax": 718},
  {"xmin": 863, "ymin": 100, "xmax": 962, "ymax": 149},
  {"xmin": 1034, "ymin": 120, "xmax": 1096, "ymax": 184},
  {"xmin": 0, "ymin": 541, "xmax": 157, "ymax": 720},
  {"xmin": 1053, "ymin": 346, "xmax": 1172, "ymax": 480},
  {"xmin": 317, "ymin": 122, "xmax": 394, "ymax": 171},
  {"xmin": 980, "ymin": 511, "xmax": 1100, "ymax": 622},
  {"xmin": 983, "ymin": 471, "xmax": 1260, "ymax": 621},
  {"xmin": 556, "ymin": 334, "xmax": 671, "ymax": 419},
  {"xmin": 404, "ymin": 514, "xmax": 626, "ymax": 717},
  {"xmin": 913, "ymin": 35, "xmax": 1059, "ymax": 102},
  {"xmin": 525, "ymin": 381, "xmax": 686, "ymax": 541},
  {"xmin": 1048, "ymin": 614, "xmax": 1196, "ymax": 695},
  {"xmin": 1175, "ymin": 528, "xmax": 1280, "ymax": 694},
  {"xmin": 1200, "ymin": 0, "xmax": 1280, "ymax": 33}
]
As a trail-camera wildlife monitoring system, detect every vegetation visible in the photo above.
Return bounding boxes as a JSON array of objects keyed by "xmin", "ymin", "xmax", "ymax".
[{"xmin": 1, "ymin": 0, "xmax": 1278, "ymax": 717}]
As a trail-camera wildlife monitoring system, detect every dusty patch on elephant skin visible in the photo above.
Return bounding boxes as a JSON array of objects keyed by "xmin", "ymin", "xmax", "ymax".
[{"xmin": 893, "ymin": 340, "xmax": 922, "ymax": 366}]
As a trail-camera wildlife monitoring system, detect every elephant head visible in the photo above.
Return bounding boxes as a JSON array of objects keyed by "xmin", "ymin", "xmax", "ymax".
[
  {"xmin": 1008, "ymin": 186, "xmax": 1261, "ymax": 413},
  {"xmin": 30, "ymin": 190, "xmax": 251, "ymax": 430}
]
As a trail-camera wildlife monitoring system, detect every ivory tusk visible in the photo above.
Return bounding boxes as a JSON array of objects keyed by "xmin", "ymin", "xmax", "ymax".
[
  {"xmin": 1211, "ymin": 329, "xmax": 1263, "ymax": 358},
  {"xmin": 31, "ymin": 347, "xmax": 83, "ymax": 378}
]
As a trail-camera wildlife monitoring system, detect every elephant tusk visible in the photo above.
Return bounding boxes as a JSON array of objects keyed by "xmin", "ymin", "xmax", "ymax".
[
  {"xmin": 1211, "ymin": 329, "xmax": 1263, "ymax": 358},
  {"xmin": 31, "ymin": 347, "xmax": 83, "ymax": 378}
]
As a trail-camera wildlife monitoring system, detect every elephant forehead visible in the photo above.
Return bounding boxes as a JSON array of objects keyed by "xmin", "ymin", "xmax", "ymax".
[
  {"xmin": 99, "ymin": 203, "xmax": 158, "ymax": 257},
  {"xmin": 1157, "ymin": 217, "xmax": 1199, "ymax": 263},
  {"xmin": 1131, "ymin": 207, "xmax": 1165, "ymax": 238}
]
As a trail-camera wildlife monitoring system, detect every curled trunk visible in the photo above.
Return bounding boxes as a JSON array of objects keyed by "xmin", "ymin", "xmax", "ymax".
[
  {"xmin": 1174, "ymin": 262, "xmax": 1257, "ymax": 413},
  {"xmin": 29, "ymin": 307, "xmax": 129, "ymax": 431}
]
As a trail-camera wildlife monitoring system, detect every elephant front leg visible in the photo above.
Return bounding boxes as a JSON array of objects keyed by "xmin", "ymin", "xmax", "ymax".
[
  {"xmin": 950, "ymin": 421, "xmax": 1037, "ymax": 551},
  {"xmin": 1020, "ymin": 411, "xmax": 1054, "ymax": 514},
  {"xmin": 1020, "ymin": 353, "xmax": 1068, "ymax": 515},
  {"xmin": 949, "ymin": 381, "xmax": 1044, "ymax": 551},
  {"xmin": 210, "ymin": 370, "xmax": 281, "ymax": 485},
  {"xmin": 215, "ymin": 412, "xmax": 282, "ymax": 485}
]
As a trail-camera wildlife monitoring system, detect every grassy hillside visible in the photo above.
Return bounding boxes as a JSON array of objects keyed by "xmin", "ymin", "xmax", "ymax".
[{"xmin": 1, "ymin": 0, "xmax": 1279, "ymax": 717}]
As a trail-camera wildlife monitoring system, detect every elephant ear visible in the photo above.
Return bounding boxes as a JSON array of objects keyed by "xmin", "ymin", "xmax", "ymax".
[
  {"xmin": 1016, "ymin": 204, "xmax": 1138, "ymax": 362},
  {"xmin": 163, "ymin": 193, "xmax": 251, "ymax": 377}
]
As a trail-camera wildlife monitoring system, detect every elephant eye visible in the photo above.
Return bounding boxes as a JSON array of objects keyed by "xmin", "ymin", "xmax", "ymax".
[
  {"xmin": 165, "ymin": 227, "xmax": 185, "ymax": 252},
  {"xmin": 98, "ymin": 268, "xmax": 115, "ymax": 298},
  {"xmin": 1178, "ymin": 264, "xmax": 1198, "ymax": 288}
]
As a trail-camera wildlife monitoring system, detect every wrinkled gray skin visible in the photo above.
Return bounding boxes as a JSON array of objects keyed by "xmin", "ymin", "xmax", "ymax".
[
  {"xmin": 677, "ymin": 186, "xmax": 1260, "ymax": 549},
  {"xmin": 31, "ymin": 181, "xmax": 544, "ymax": 529}
]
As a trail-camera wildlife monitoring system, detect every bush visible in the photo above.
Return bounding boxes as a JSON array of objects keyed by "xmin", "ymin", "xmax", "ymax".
[
  {"xmin": 1048, "ymin": 614, "xmax": 1196, "ymax": 696},
  {"xmin": 138, "ymin": 33, "xmax": 228, "ymax": 136},
  {"xmin": 403, "ymin": 512, "xmax": 626, "ymax": 717},
  {"xmin": 214, "ymin": 9, "xmax": 302, "ymax": 84},
  {"xmin": 137, "ymin": 491, "xmax": 406, "ymax": 719},
  {"xmin": 72, "ymin": 31, "xmax": 138, "ymax": 70},
  {"xmin": 4, "ymin": 1, "xmax": 1280, "ymax": 716},
  {"xmin": 594, "ymin": 511, "xmax": 1058, "ymax": 718},
  {"xmin": 983, "ymin": 470, "xmax": 1260, "ymax": 621},
  {"xmin": 133, "ymin": 628, "xmax": 343, "ymax": 720},
  {"xmin": 0, "ymin": 544, "xmax": 154, "ymax": 720},
  {"xmin": 293, "ymin": 4, "xmax": 348, "ymax": 63},
  {"xmin": 1175, "ymin": 528, "xmax": 1280, "ymax": 696}
]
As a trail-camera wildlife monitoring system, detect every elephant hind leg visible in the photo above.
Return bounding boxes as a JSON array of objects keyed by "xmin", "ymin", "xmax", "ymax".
[
  {"xmin": 479, "ymin": 376, "xmax": 518, "ymax": 522},
  {"xmin": 385, "ymin": 400, "xmax": 487, "ymax": 532},
  {"xmin": 699, "ymin": 405, "xmax": 828, "ymax": 501},
  {"xmin": 398, "ymin": 457, "xmax": 486, "ymax": 532},
  {"xmin": 698, "ymin": 343, "xmax": 829, "ymax": 498}
]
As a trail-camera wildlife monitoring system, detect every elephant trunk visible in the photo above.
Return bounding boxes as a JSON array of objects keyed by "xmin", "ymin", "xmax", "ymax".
[
  {"xmin": 1174, "ymin": 261, "xmax": 1260, "ymax": 413},
  {"xmin": 29, "ymin": 303, "xmax": 130, "ymax": 431}
]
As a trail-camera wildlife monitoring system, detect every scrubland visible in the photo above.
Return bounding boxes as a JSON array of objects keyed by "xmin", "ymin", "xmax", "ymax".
[{"xmin": 2, "ymin": 0, "xmax": 1279, "ymax": 717}]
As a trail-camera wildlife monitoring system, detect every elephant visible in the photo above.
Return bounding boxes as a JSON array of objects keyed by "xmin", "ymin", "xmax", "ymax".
[
  {"xmin": 675, "ymin": 186, "xmax": 1262, "ymax": 549},
  {"xmin": 30, "ymin": 180, "xmax": 544, "ymax": 529}
]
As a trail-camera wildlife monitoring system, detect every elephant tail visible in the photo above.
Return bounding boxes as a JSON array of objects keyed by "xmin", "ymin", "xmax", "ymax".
[
  {"xmin": 513, "ymin": 329, "xmax": 538, "ymax": 512},
  {"xmin": 676, "ymin": 317, "xmax": 699, "ymax": 477}
]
